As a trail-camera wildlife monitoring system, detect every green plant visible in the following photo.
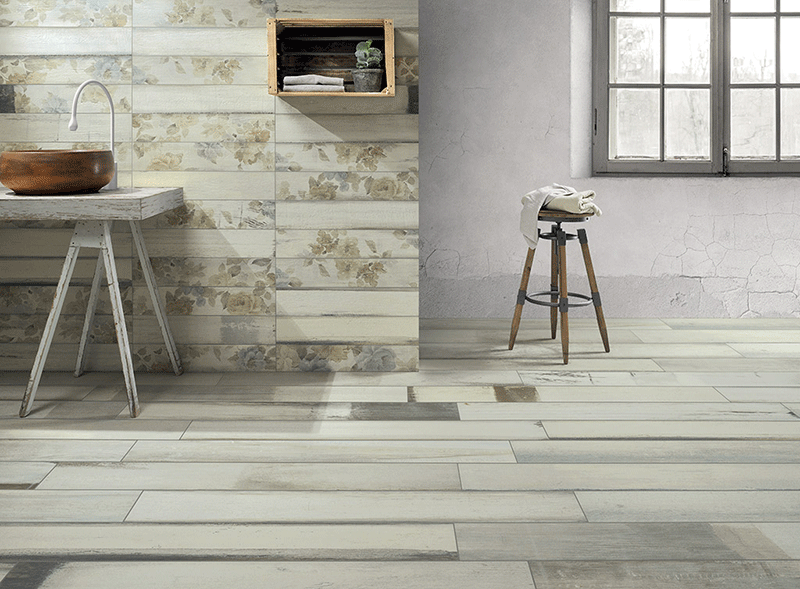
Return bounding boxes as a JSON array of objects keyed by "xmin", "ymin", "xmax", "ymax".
[{"xmin": 355, "ymin": 40, "xmax": 382, "ymax": 69}]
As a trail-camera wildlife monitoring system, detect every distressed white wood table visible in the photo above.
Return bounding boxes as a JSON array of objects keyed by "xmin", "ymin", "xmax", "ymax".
[{"xmin": 0, "ymin": 187, "xmax": 184, "ymax": 418}]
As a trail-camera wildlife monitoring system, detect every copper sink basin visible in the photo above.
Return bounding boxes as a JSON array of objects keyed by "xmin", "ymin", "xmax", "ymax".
[{"xmin": 0, "ymin": 149, "xmax": 114, "ymax": 196}]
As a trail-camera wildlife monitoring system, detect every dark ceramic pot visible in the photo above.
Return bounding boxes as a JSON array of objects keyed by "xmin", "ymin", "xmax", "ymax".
[{"xmin": 351, "ymin": 68, "xmax": 383, "ymax": 93}]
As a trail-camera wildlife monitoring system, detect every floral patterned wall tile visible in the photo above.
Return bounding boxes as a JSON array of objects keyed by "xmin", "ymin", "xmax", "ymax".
[
  {"xmin": 134, "ymin": 285, "xmax": 274, "ymax": 317},
  {"xmin": 276, "ymin": 290, "xmax": 417, "ymax": 317},
  {"xmin": 0, "ymin": 57, "xmax": 132, "ymax": 85},
  {"xmin": 275, "ymin": 143, "xmax": 417, "ymax": 173},
  {"xmin": 275, "ymin": 344, "xmax": 418, "ymax": 372},
  {"xmin": 132, "ymin": 29, "xmax": 266, "ymax": 56},
  {"xmin": 0, "ymin": 314, "xmax": 127, "ymax": 344},
  {"xmin": 132, "ymin": 56, "xmax": 266, "ymax": 86},
  {"xmin": 133, "ymin": 315, "xmax": 275, "ymax": 345},
  {"xmin": 0, "ymin": 284, "xmax": 131, "ymax": 316},
  {"xmin": 135, "ymin": 257, "xmax": 274, "ymax": 288},
  {"xmin": 277, "ymin": 316, "xmax": 417, "ymax": 344},
  {"xmin": 395, "ymin": 57, "xmax": 419, "ymax": 85},
  {"xmin": 136, "ymin": 344, "xmax": 277, "ymax": 372},
  {"xmin": 0, "ymin": 258, "xmax": 132, "ymax": 283},
  {"xmin": 6, "ymin": 84, "xmax": 131, "ymax": 114},
  {"xmin": 131, "ymin": 86, "xmax": 274, "ymax": 114},
  {"xmin": 1, "ymin": 28, "xmax": 132, "ymax": 55},
  {"xmin": 0, "ymin": 114, "xmax": 133, "ymax": 144},
  {"xmin": 143, "ymin": 200, "xmax": 275, "ymax": 230},
  {"xmin": 276, "ymin": 258, "xmax": 418, "ymax": 289},
  {"xmin": 0, "ymin": 228, "xmax": 126, "ymax": 257},
  {"xmin": 276, "ymin": 201, "xmax": 417, "ymax": 230},
  {"xmin": 133, "ymin": 113, "xmax": 273, "ymax": 143},
  {"xmin": 131, "ymin": 171, "xmax": 275, "ymax": 200},
  {"xmin": 132, "ymin": 0, "xmax": 275, "ymax": 27},
  {"xmin": 132, "ymin": 142, "xmax": 274, "ymax": 172},
  {"xmin": 276, "ymin": 114, "xmax": 418, "ymax": 143},
  {"xmin": 0, "ymin": 0, "xmax": 131, "ymax": 27},
  {"xmin": 276, "ymin": 171, "xmax": 417, "ymax": 201},
  {"xmin": 139, "ymin": 228, "xmax": 274, "ymax": 258},
  {"xmin": 276, "ymin": 229, "xmax": 418, "ymax": 259}
]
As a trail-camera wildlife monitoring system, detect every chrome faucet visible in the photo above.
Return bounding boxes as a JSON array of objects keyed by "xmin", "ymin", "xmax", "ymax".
[{"xmin": 69, "ymin": 79, "xmax": 117, "ymax": 190}]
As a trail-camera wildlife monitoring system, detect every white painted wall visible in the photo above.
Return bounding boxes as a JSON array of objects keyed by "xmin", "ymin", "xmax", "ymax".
[{"xmin": 419, "ymin": 0, "xmax": 800, "ymax": 318}]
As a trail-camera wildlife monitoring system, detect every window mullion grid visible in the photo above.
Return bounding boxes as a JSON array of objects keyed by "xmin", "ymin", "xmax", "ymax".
[
  {"xmin": 776, "ymin": 1, "xmax": 782, "ymax": 162},
  {"xmin": 660, "ymin": 0, "xmax": 666, "ymax": 163}
]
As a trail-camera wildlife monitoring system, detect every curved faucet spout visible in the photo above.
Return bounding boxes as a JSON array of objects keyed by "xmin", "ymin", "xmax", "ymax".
[{"xmin": 69, "ymin": 79, "xmax": 117, "ymax": 190}]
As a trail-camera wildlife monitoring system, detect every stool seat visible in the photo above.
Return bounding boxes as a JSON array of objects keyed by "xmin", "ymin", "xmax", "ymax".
[{"xmin": 509, "ymin": 210, "xmax": 609, "ymax": 364}]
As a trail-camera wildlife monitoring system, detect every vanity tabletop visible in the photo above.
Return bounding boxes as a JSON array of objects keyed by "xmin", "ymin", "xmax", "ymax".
[{"xmin": 0, "ymin": 187, "xmax": 183, "ymax": 221}]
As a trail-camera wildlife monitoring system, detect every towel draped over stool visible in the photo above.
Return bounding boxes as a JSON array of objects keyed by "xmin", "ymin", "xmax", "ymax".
[{"xmin": 520, "ymin": 183, "xmax": 602, "ymax": 248}]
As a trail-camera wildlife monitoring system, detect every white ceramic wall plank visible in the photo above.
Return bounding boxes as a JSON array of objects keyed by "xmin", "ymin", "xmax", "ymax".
[
  {"xmin": 276, "ymin": 202, "xmax": 417, "ymax": 229},
  {"xmin": 133, "ymin": 29, "xmax": 267, "ymax": 56},
  {"xmin": 0, "ymin": 28, "xmax": 132, "ymax": 55},
  {"xmin": 132, "ymin": 86, "xmax": 275, "ymax": 113},
  {"xmin": 277, "ymin": 114, "xmax": 419, "ymax": 143},
  {"xmin": 276, "ymin": 290, "xmax": 418, "ymax": 316},
  {"xmin": 140, "ymin": 228, "xmax": 274, "ymax": 257}
]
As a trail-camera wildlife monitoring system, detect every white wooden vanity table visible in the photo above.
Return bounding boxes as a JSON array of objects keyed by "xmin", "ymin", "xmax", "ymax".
[{"xmin": 0, "ymin": 187, "xmax": 184, "ymax": 418}]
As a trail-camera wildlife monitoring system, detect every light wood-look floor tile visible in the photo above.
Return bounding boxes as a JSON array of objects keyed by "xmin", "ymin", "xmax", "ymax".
[
  {"xmin": 717, "ymin": 387, "xmax": 800, "ymax": 402},
  {"xmin": 0, "ymin": 440, "xmax": 135, "ymax": 462},
  {"xmin": 542, "ymin": 420, "xmax": 800, "ymax": 439},
  {"xmin": 125, "ymin": 490, "xmax": 585, "ymax": 523},
  {"xmin": 0, "ymin": 490, "xmax": 140, "ymax": 523}
]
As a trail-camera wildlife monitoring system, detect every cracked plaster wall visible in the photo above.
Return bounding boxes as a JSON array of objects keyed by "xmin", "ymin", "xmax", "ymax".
[{"xmin": 419, "ymin": 0, "xmax": 800, "ymax": 318}]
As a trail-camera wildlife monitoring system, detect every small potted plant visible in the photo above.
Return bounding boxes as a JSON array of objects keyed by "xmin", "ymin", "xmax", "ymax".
[{"xmin": 352, "ymin": 39, "xmax": 384, "ymax": 93}]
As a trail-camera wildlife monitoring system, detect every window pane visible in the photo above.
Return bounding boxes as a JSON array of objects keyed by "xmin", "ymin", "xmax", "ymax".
[
  {"xmin": 781, "ymin": 89, "xmax": 800, "ymax": 158},
  {"xmin": 665, "ymin": 0, "xmax": 709, "ymax": 13},
  {"xmin": 783, "ymin": 0, "xmax": 800, "ymax": 11},
  {"xmin": 730, "ymin": 0, "xmax": 775, "ymax": 12},
  {"xmin": 731, "ymin": 89, "xmax": 776, "ymax": 158},
  {"xmin": 781, "ymin": 18, "xmax": 800, "ymax": 82},
  {"xmin": 610, "ymin": 88, "xmax": 660, "ymax": 159},
  {"xmin": 731, "ymin": 18, "xmax": 776, "ymax": 83},
  {"xmin": 611, "ymin": 0, "xmax": 659, "ymax": 12},
  {"xmin": 665, "ymin": 18, "xmax": 710, "ymax": 83},
  {"xmin": 665, "ymin": 89, "xmax": 710, "ymax": 159},
  {"xmin": 610, "ymin": 17, "xmax": 661, "ymax": 83}
]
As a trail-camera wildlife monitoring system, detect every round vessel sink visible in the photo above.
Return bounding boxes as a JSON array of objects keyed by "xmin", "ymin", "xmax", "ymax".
[{"xmin": 0, "ymin": 149, "xmax": 114, "ymax": 196}]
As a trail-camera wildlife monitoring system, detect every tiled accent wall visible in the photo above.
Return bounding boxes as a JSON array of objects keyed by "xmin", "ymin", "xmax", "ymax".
[{"xmin": 0, "ymin": 0, "xmax": 419, "ymax": 372}]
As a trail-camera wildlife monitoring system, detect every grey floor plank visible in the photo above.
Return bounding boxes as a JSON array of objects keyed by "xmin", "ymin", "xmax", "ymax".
[
  {"xmin": 124, "ymin": 439, "xmax": 517, "ymax": 463},
  {"xmin": 0, "ymin": 490, "xmax": 140, "ymax": 523},
  {"xmin": 125, "ymin": 490, "xmax": 585, "ymax": 523},
  {"xmin": 422, "ymin": 342, "xmax": 743, "ymax": 359},
  {"xmin": 128, "ymin": 401, "xmax": 459, "ymax": 421},
  {"xmin": 511, "ymin": 440, "xmax": 800, "ymax": 463},
  {"xmin": 0, "ymin": 462, "xmax": 55, "ymax": 488},
  {"xmin": 542, "ymin": 420, "xmax": 800, "ymax": 439},
  {"xmin": 459, "ymin": 463, "xmax": 800, "ymax": 491},
  {"xmin": 37, "ymin": 462, "xmax": 462, "ymax": 491},
  {"xmin": 34, "ymin": 561, "xmax": 536, "ymax": 589},
  {"xmin": 0, "ymin": 524, "xmax": 459, "ymax": 560},
  {"xmin": 655, "ymin": 358, "xmax": 800, "ymax": 372},
  {"xmin": 0, "ymin": 419, "xmax": 191, "ymax": 440},
  {"xmin": 717, "ymin": 387, "xmax": 800, "ymax": 402},
  {"xmin": 459, "ymin": 402, "xmax": 796, "ymax": 421},
  {"xmin": 577, "ymin": 491, "xmax": 800, "ymax": 522},
  {"xmin": 182, "ymin": 420, "xmax": 547, "ymax": 440},
  {"xmin": 455, "ymin": 522, "xmax": 793, "ymax": 560},
  {"xmin": 0, "ymin": 440, "xmax": 135, "ymax": 462},
  {"xmin": 529, "ymin": 560, "xmax": 800, "ymax": 589},
  {"xmin": 0, "ymin": 385, "xmax": 92, "ymax": 401}
]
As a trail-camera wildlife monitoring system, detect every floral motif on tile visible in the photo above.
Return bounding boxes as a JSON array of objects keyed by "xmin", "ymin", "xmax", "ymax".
[
  {"xmin": 395, "ymin": 57, "xmax": 419, "ymax": 85},
  {"xmin": 132, "ymin": 56, "xmax": 264, "ymax": 86},
  {"xmin": 277, "ymin": 259, "xmax": 417, "ymax": 289},
  {"xmin": 0, "ymin": 57, "xmax": 131, "ymax": 85},
  {"xmin": 150, "ymin": 200, "xmax": 275, "ymax": 230},
  {"xmin": 283, "ymin": 229, "xmax": 419, "ymax": 259},
  {"xmin": 136, "ymin": 284, "xmax": 274, "ymax": 316},
  {"xmin": 276, "ymin": 171, "xmax": 418, "ymax": 201},
  {"xmin": 133, "ymin": 114, "xmax": 273, "ymax": 143},
  {"xmin": 140, "ymin": 0, "xmax": 275, "ymax": 27},
  {"xmin": 0, "ymin": 314, "xmax": 124, "ymax": 344},
  {"xmin": 0, "ymin": 0, "xmax": 131, "ymax": 26},
  {"xmin": 133, "ymin": 142, "xmax": 274, "ymax": 172},
  {"xmin": 0, "ymin": 284, "xmax": 130, "ymax": 316},
  {"xmin": 135, "ymin": 344, "xmax": 277, "ymax": 372},
  {"xmin": 276, "ymin": 143, "xmax": 418, "ymax": 173},
  {"xmin": 138, "ymin": 257, "xmax": 275, "ymax": 288},
  {"xmin": 11, "ymin": 85, "xmax": 131, "ymax": 114},
  {"xmin": 276, "ymin": 344, "xmax": 418, "ymax": 372}
]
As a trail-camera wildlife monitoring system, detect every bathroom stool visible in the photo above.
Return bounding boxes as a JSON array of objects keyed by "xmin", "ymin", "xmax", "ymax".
[{"xmin": 508, "ymin": 210, "xmax": 609, "ymax": 364}]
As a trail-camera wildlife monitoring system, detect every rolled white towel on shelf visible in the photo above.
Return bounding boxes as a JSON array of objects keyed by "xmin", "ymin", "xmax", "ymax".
[
  {"xmin": 282, "ymin": 84, "xmax": 346, "ymax": 92},
  {"xmin": 283, "ymin": 74, "xmax": 345, "ymax": 86},
  {"xmin": 520, "ymin": 183, "xmax": 602, "ymax": 248}
]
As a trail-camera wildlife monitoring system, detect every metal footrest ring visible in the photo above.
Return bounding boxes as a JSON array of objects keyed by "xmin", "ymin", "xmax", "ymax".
[{"xmin": 524, "ymin": 290, "xmax": 593, "ymax": 308}]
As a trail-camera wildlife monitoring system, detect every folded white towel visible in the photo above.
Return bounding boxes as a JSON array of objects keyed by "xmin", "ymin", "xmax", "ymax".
[
  {"xmin": 520, "ymin": 183, "xmax": 602, "ymax": 248},
  {"xmin": 282, "ymin": 85, "xmax": 346, "ymax": 93},
  {"xmin": 283, "ymin": 74, "xmax": 345, "ymax": 86}
]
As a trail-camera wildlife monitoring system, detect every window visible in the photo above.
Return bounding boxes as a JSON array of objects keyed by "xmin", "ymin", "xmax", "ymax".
[{"xmin": 593, "ymin": 0, "xmax": 800, "ymax": 175}]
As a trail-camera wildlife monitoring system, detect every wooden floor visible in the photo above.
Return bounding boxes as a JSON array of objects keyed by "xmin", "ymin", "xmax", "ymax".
[{"xmin": 1, "ymin": 317, "xmax": 800, "ymax": 588}]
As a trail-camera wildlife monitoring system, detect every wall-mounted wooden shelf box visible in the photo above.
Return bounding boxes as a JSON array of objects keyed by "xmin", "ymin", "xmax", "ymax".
[{"xmin": 268, "ymin": 18, "xmax": 395, "ymax": 97}]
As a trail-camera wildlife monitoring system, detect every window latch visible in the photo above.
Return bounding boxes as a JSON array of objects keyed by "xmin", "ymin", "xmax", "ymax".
[{"xmin": 722, "ymin": 146, "xmax": 730, "ymax": 176}]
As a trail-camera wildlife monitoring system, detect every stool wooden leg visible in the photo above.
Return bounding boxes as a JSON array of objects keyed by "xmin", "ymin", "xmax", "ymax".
[
  {"xmin": 557, "ymin": 229, "xmax": 569, "ymax": 364},
  {"xmin": 549, "ymin": 228, "xmax": 558, "ymax": 339},
  {"xmin": 578, "ymin": 228, "xmax": 610, "ymax": 352},
  {"xmin": 509, "ymin": 247, "xmax": 536, "ymax": 350}
]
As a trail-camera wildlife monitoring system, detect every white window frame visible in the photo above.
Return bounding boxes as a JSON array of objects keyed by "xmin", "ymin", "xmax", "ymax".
[{"xmin": 593, "ymin": 0, "xmax": 800, "ymax": 176}]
